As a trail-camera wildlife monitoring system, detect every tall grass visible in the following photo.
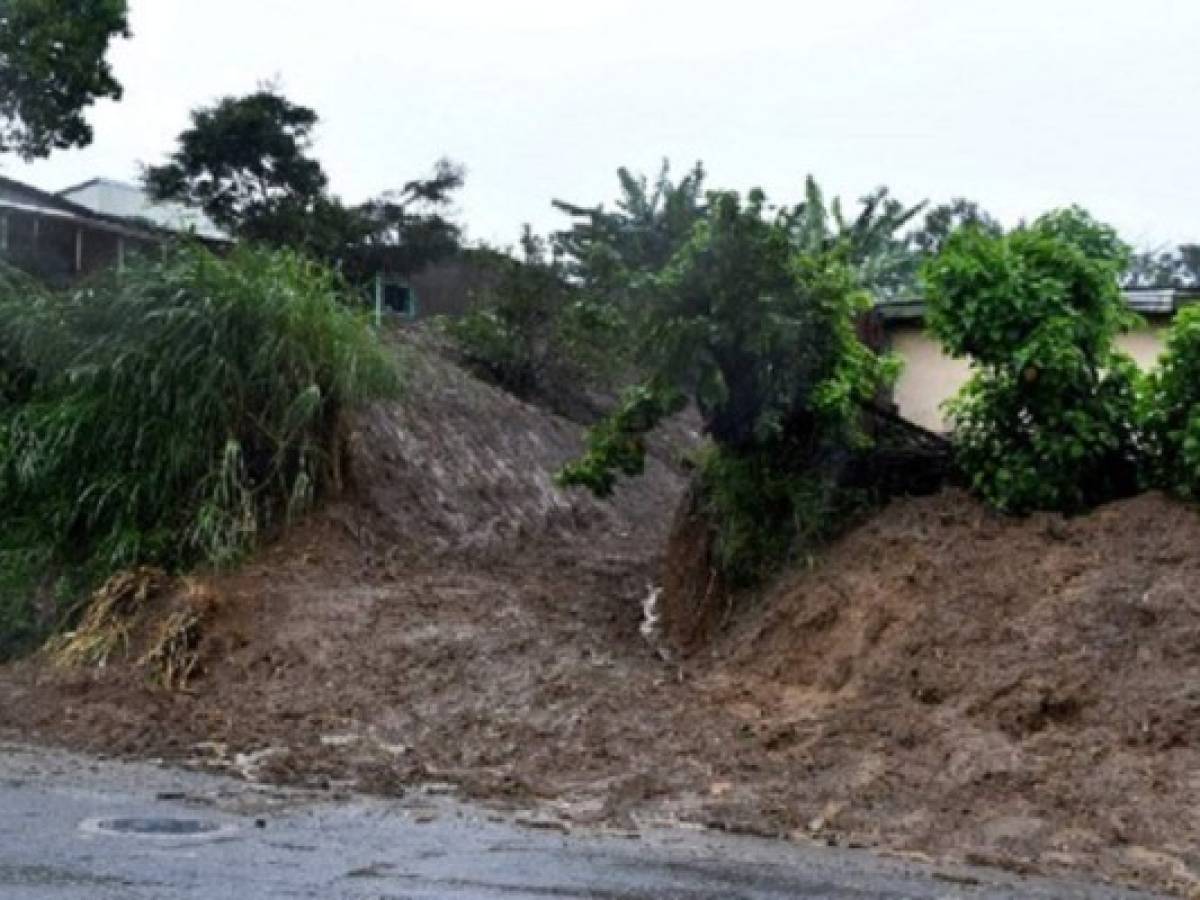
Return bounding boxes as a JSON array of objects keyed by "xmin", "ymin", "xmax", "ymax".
[{"xmin": 0, "ymin": 244, "xmax": 398, "ymax": 657}]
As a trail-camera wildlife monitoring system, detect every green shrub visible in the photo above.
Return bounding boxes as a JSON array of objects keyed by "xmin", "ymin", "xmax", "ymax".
[
  {"xmin": 444, "ymin": 229, "xmax": 624, "ymax": 405},
  {"xmin": 695, "ymin": 442, "xmax": 869, "ymax": 586},
  {"xmin": 922, "ymin": 207, "xmax": 1140, "ymax": 513},
  {"xmin": 0, "ymin": 244, "xmax": 397, "ymax": 655},
  {"xmin": 1141, "ymin": 304, "xmax": 1200, "ymax": 497}
]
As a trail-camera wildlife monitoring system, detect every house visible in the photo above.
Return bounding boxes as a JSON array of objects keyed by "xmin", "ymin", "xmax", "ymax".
[
  {"xmin": 0, "ymin": 176, "xmax": 167, "ymax": 284},
  {"xmin": 879, "ymin": 289, "xmax": 1199, "ymax": 431},
  {"xmin": 0, "ymin": 175, "xmax": 227, "ymax": 286},
  {"xmin": 57, "ymin": 178, "xmax": 226, "ymax": 242},
  {"xmin": 404, "ymin": 256, "xmax": 499, "ymax": 319}
]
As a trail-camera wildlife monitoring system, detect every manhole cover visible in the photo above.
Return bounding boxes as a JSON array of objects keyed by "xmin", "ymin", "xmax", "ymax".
[{"xmin": 80, "ymin": 817, "xmax": 239, "ymax": 841}]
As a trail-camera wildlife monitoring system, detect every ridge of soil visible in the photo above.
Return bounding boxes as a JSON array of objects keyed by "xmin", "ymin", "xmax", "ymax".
[{"xmin": 2, "ymin": 337, "xmax": 1199, "ymax": 895}]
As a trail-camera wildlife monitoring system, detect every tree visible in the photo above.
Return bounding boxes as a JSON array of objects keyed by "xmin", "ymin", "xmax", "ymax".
[
  {"xmin": 908, "ymin": 198, "xmax": 1002, "ymax": 258},
  {"xmin": 0, "ymin": 0, "xmax": 129, "ymax": 158},
  {"xmin": 552, "ymin": 160, "xmax": 709, "ymax": 287},
  {"xmin": 144, "ymin": 88, "xmax": 328, "ymax": 244},
  {"xmin": 1124, "ymin": 244, "xmax": 1200, "ymax": 289},
  {"xmin": 560, "ymin": 189, "xmax": 896, "ymax": 583},
  {"xmin": 1141, "ymin": 304, "xmax": 1200, "ymax": 498},
  {"xmin": 341, "ymin": 157, "xmax": 465, "ymax": 282},
  {"xmin": 783, "ymin": 176, "xmax": 925, "ymax": 300},
  {"xmin": 922, "ymin": 207, "xmax": 1139, "ymax": 513},
  {"xmin": 147, "ymin": 91, "xmax": 465, "ymax": 279},
  {"xmin": 444, "ymin": 227, "xmax": 621, "ymax": 406}
]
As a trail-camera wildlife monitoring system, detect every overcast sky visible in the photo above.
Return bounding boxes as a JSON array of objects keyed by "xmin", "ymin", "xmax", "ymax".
[{"xmin": 6, "ymin": 0, "xmax": 1199, "ymax": 249}]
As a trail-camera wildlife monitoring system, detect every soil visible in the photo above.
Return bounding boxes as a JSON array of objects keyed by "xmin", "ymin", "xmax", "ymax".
[{"xmin": 3, "ymin": 335, "xmax": 1200, "ymax": 896}]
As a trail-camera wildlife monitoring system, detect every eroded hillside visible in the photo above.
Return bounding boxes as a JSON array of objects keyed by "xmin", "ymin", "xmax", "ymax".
[{"xmin": 4, "ymin": 335, "xmax": 1200, "ymax": 895}]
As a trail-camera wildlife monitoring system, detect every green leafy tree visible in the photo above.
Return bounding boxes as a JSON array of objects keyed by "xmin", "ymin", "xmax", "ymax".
[
  {"xmin": 1140, "ymin": 305, "xmax": 1200, "ymax": 497},
  {"xmin": 560, "ymin": 190, "xmax": 897, "ymax": 582},
  {"xmin": 922, "ymin": 207, "xmax": 1139, "ymax": 513},
  {"xmin": 445, "ymin": 227, "xmax": 622, "ymax": 407},
  {"xmin": 147, "ymin": 93, "xmax": 464, "ymax": 277},
  {"xmin": 340, "ymin": 158, "xmax": 465, "ymax": 282},
  {"xmin": 0, "ymin": 0, "xmax": 129, "ymax": 158},
  {"xmin": 552, "ymin": 159, "xmax": 709, "ymax": 288},
  {"xmin": 547, "ymin": 161, "xmax": 710, "ymax": 379},
  {"xmin": 144, "ymin": 88, "xmax": 329, "ymax": 244},
  {"xmin": 783, "ymin": 176, "xmax": 926, "ymax": 300}
]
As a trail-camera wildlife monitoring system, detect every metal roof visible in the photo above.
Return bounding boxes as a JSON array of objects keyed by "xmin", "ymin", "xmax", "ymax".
[
  {"xmin": 877, "ymin": 288, "xmax": 1200, "ymax": 323},
  {"xmin": 57, "ymin": 178, "xmax": 229, "ymax": 242},
  {"xmin": 0, "ymin": 175, "xmax": 164, "ymax": 242}
]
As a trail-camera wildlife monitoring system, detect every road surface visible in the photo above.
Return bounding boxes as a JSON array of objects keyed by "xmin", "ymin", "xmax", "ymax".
[{"xmin": 0, "ymin": 743, "xmax": 1162, "ymax": 899}]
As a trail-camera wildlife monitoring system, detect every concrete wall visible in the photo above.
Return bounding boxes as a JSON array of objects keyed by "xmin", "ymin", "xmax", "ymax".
[
  {"xmin": 888, "ymin": 326, "xmax": 971, "ymax": 432},
  {"xmin": 890, "ymin": 322, "xmax": 1171, "ymax": 432},
  {"xmin": 1116, "ymin": 323, "xmax": 1170, "ymax": 369},
  {"xmin": 407, "ymin": 258, "xmax": 499, "ymax": 319}
]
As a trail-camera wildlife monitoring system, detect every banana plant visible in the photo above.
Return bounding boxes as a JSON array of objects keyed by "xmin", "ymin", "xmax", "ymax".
[{"xmin": 782, "ymin": 175, "xmax": 926, "ymax": 301}]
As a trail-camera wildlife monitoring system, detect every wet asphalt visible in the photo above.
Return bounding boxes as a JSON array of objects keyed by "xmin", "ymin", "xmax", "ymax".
[{"xmin": 0, "ymin": 743, "xmax": 1164, "ymax": 899}]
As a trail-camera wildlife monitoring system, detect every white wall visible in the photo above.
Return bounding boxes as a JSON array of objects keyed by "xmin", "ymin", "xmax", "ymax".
[{"xmin": 890, "ymin": 323, "xmax": 1170, "ymax": 432}]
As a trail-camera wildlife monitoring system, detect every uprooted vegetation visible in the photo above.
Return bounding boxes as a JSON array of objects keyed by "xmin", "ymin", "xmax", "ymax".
[{"xmin": 0, "ymin": 245, "xmax": 397, "ymax": 658}]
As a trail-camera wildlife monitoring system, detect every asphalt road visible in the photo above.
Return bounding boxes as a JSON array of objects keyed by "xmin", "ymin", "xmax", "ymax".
[{"xmin": 0, "ymin": 743, "xmax": 1163, "ymax": 899}]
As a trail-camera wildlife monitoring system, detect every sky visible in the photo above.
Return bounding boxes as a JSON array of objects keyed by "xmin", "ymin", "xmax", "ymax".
[{"xmin": 7, "ymin": 0, "xmax": 1200, "ymax": 250}]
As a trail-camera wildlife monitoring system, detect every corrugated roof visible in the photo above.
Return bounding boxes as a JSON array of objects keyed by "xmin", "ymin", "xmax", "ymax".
[
  {"xmin": 57, "ymin": 178, "xmax": 228, "ymax": 241},
  {"xmin": 0, "ymin": 176, "xmax": 164, "ymax": 242},
  {"xmin": 877, "ymin": 289, "xmax": 1200, "ymax": 322}
]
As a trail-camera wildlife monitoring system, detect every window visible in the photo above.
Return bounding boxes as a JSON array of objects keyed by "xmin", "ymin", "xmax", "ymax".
[{"xmin": 377, "ymin": 277, "xmax": 417, "ymax": 318}]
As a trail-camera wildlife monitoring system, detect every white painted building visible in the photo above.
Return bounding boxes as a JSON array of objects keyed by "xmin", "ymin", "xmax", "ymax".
[{"xmin": 880, "ymin": 290, "xmax": 1198, "ymax": 432}]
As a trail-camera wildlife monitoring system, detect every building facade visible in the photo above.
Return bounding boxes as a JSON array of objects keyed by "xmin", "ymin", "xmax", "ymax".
[
  {"xmin": 880, "ymin": 290, "xmax": 1194, "ymax": 432},
  {"xmin": 0, "ymin": 176, "xmax": 229, "ymax": 286},
  {"xmin": 0, "ymin": 176, "xmax": 167, "ymax": 284}
]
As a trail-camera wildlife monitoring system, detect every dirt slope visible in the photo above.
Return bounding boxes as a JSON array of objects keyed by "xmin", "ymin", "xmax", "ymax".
[
  {"xmin": 3, "ymin": 337, "xmax": 1200, "ymax": 895},
  {"xmin": 705, "ymin": 490, "xmax": 1200, "ymax": 895}
]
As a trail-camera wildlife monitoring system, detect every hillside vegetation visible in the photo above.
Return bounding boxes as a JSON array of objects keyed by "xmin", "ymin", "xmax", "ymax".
[{"xmin": 0, "ymin": 245, "xmax": 397, "ymax": 657}]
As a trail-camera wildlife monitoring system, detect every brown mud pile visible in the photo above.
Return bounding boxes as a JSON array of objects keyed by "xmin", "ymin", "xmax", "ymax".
[
  {"xmin": 707, "ymin": 490, "xmax": 1200, "ymax": 895},
  {"xmin": 2, "ymin": 339, "xmax": 1199, "ymax": 894}
]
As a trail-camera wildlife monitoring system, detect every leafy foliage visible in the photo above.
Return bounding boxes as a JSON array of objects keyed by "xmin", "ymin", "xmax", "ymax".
[
  {"xmin": 553, "ymin": 160, "xmax": 709, "ymax": 289},
  {"xmin": 922, "ymin": 207, "xmax": 1140, "ymax": 512},
  {"xmin": 339, "ymin": 157, "xmax": 465, "ymax": 282},
  {"xmin": 557, "ymin": 381, "xmax": 686, "ymax": 496},
  {"xmin": 1140, "ymin": 305, "xmax": 1200, "ymax": 498},
  {"xmin": 444, "ymin": 229, "xmax": 623, "ymax": 406},
  {"xmin": 783, "ymin": 176, "xmax": 926, "ymax": 300},
  {"xmin": 560, "ymin": 189, "xmax": 897, "ymax": 582},
  {"xmin": 695, "ymin": 444, "xmax": 868, "ymax": 585},
  {"xmin": 1124, "ymin": 244, "xmax": 1200, "ymax": 289},
  {"xmin": 144, "ymin": 88, "xmax": 328, "ymax": 243},
  {"xmin": 0, "ymin": 0, "xmax": 128, "ymax": 158},
  {"xmin": 0, "ymin": 245, "xmax": 397, "ymax": 655},
  {"xmin": 145, "ymin": 89, "xmax": 463, "ymax": 277}
]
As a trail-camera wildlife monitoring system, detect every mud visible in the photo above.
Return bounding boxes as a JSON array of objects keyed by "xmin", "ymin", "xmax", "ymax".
[{"xmin": 2, "ymin": 338, "xmax": 1199, "ymax": 896}]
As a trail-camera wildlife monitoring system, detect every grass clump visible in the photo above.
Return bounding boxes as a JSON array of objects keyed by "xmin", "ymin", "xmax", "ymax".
[{"xmin": 0, "ymin": 244, "xmax": 398, "ymax": 657}]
